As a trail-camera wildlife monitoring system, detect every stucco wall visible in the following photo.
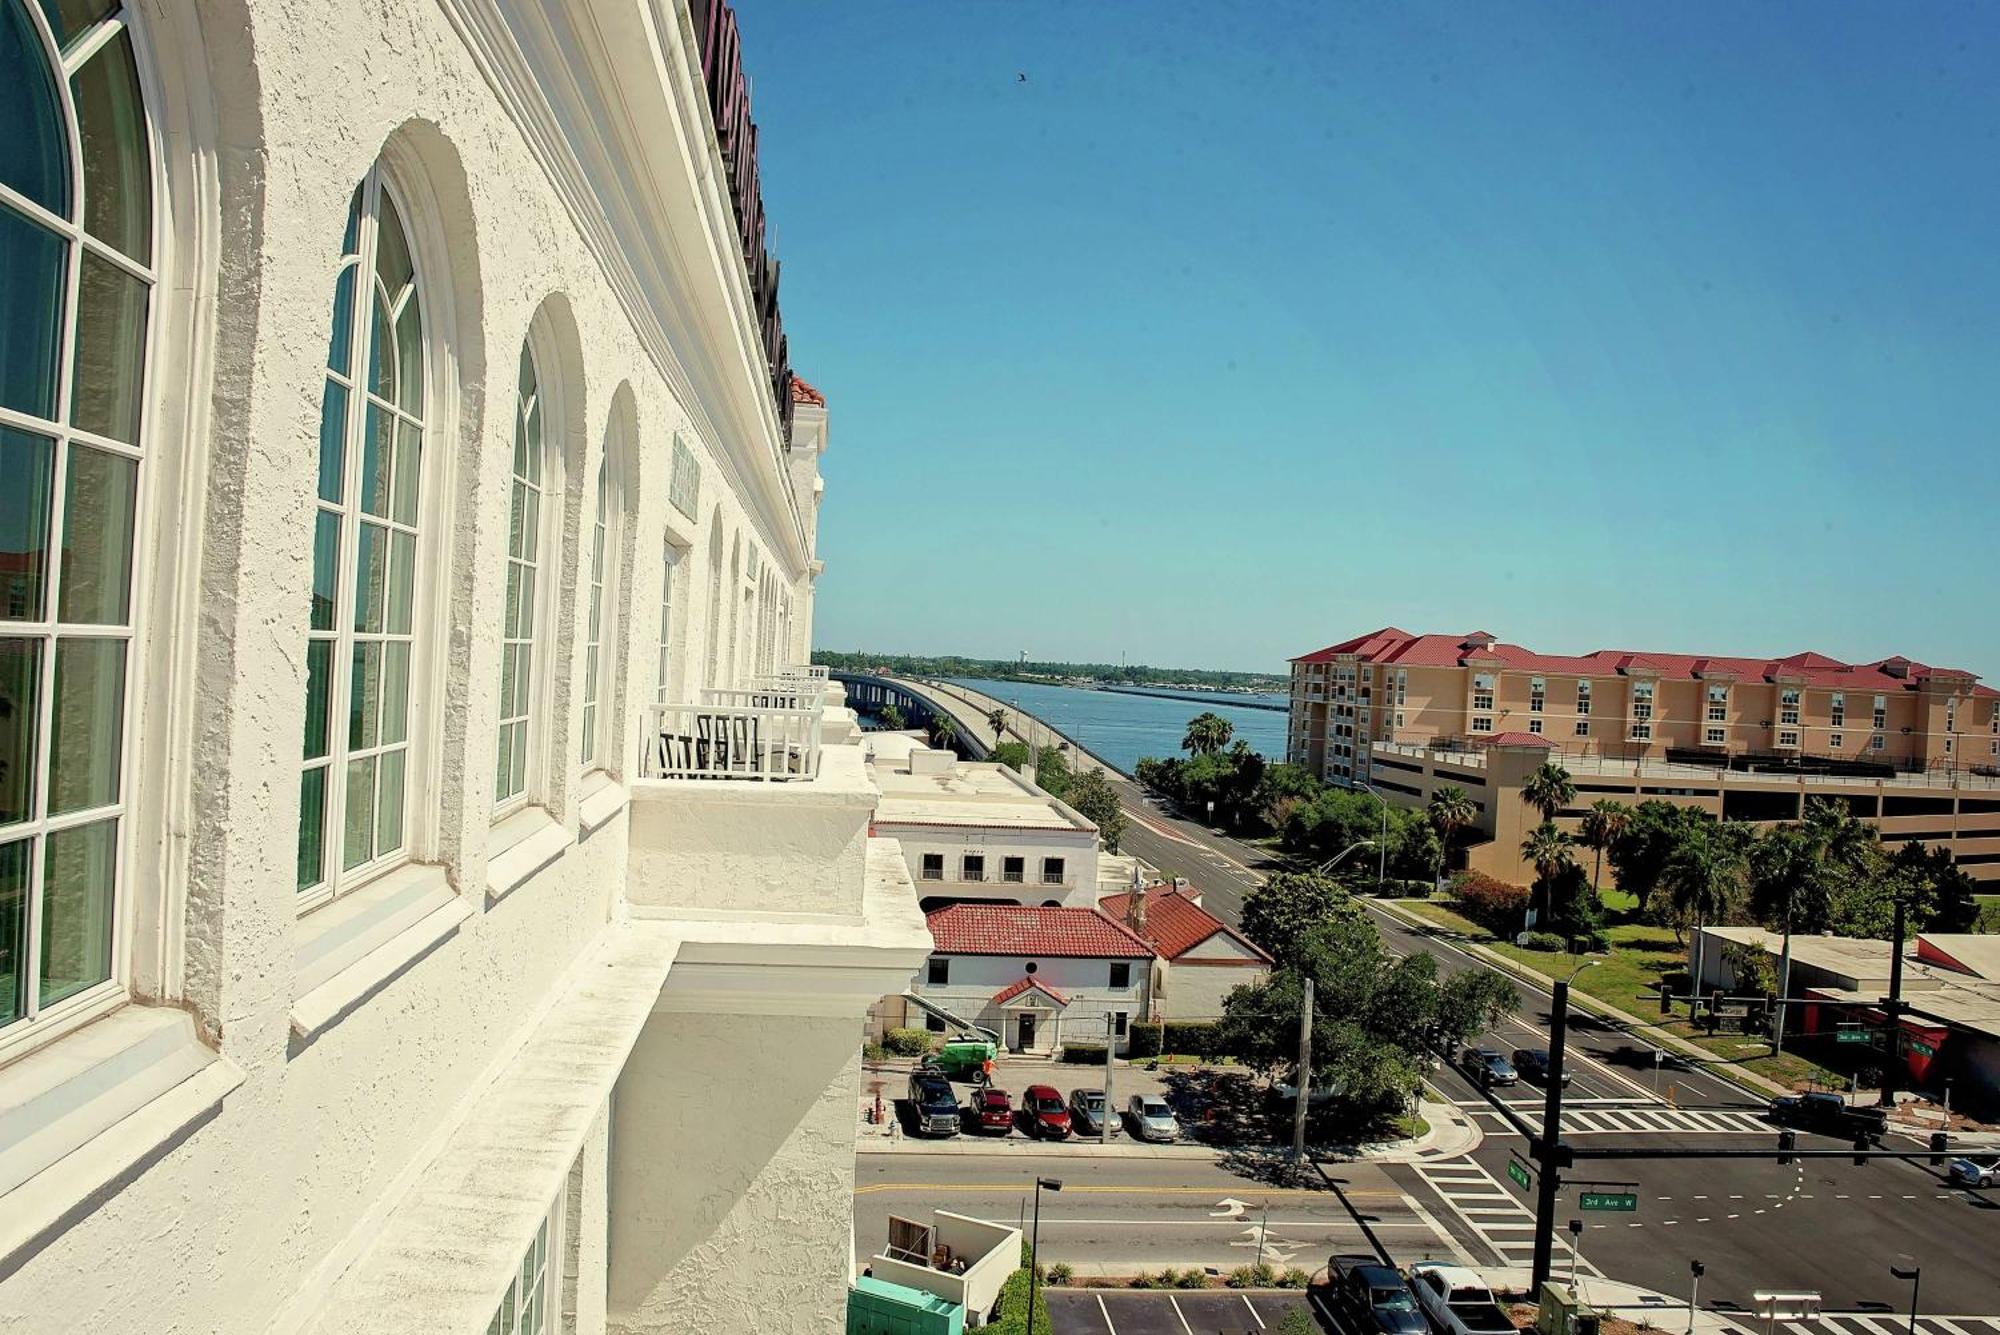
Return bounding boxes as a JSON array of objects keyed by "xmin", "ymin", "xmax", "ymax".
[
  {"xmin": 608, "ymin": 1013, "xmax": 862, "ymax": 1334},
  {"xmin": 1158, "ymin": 960, "xmax": 1264, "ymax": 1022}
]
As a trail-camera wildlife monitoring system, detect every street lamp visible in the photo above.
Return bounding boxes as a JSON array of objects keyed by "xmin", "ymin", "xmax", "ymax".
[
  {"xmin": 1686, "ymin": 1260, "xmax": 1704, "ymax": 1335},
  {"xmin": 1891, "ymin": 1265, "xmax": 1921, "ymax": 1335},
  {"xmin": 1312, "ymin": 839, "xmax": 1377, "ymax": 876},
  {"xmin": 1026, "ymin": 1177, "xmax": 1063, "ymax": 1335},
  {"xmin": 1350, "ymin": 778, "xmax": 1391, "ymax": 896}
]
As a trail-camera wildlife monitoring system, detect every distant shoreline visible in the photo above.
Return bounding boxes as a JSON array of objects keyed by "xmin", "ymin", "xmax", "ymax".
[{"xmin": 813, "ymin": 652, "xmax": 1284, "ymax": 697}]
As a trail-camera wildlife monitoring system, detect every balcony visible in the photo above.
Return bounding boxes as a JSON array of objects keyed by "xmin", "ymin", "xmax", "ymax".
[{"xmin": 648, "ymin": 701, "xmax": 822, "ymax": 780}]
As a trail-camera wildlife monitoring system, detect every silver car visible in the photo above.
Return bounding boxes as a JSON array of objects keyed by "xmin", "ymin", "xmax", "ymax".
[
  {"xmin": 1948, "ymin": 1153, "xmax": 2000, "ymax": 1188},
  {"xmin": 1126, "ymin": 1094, "xmax": 1180, "ymax": 1142}
]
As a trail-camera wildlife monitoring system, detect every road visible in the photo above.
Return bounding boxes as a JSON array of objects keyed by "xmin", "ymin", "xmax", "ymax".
[{"xmin": 877, "ymin": 679, "xmax": 2000, "ymax": 1315}]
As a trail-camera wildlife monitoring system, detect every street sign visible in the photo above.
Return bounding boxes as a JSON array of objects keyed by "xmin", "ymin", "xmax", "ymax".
[
  {"xmin": 1835, "ymin": 1026, "xmax": 1870, "ymax": 1044},
  {"xmin": 1507, "ymin": 1161, "xmax": 1531, "ymax": 1191},
  {"xmin": 1578, "ymin": 1192, "xmax": 1638, "ymax": 1212}
]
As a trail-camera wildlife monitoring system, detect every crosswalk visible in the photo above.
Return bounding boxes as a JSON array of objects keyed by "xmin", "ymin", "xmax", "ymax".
[
  {"xmin": 1409, "ymin": 1157, "xmax": 1603, "ymax": 1277},
  {"xmin": 1459, "ymin": 1099, "xmax": 1775, "ymax": 1138},
  {"xmin": 1785, "ymin": 1315, "xmax": 2000, "ymax": 1335}
]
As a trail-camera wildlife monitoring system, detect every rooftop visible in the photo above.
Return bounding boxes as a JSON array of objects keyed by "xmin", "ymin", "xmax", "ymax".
[
  {"xmin": 1295, "ymin": 627, "xmax": 1992, "ymax": 696},
  {"xmin": 1097, "ymin": 884, "xmax": 1272, "ymax": 963},
  {"xmin": 870, "ymin": 756, "xmax": 1095, "ymax": 832},
  {"xmin": 925, "ymin": 904, "xmax": 1153, "ymax": 959},
  {"xmin": 1703, "ymin": 925, "xmax": 2000, "ymax": 1041}
]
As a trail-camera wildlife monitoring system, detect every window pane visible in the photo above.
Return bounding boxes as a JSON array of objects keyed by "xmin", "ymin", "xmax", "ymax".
[
  {"xmin": 36, "ymin": 0, "xmax": 117, "ymax": 48},
  {"xmin": 326, "ymin": 266, "xmax": 355, "ymax": 377},
  {"xmin": 375, "ymin": 748, "xmax": 404, "ymax": 859},
  {"xmin": 367, "ymin": 290, "xmax": 394, "ymax": 403},
  {"xmin": 342, "ymin": 753, "xmax": 375, "ymax": 870},
  {"xmin": 353, "ymin": 520, "xmax": 384, "ymax": 634},
  {"xmin": 380, "ymin": 640, "xmax": 408, "ymax": 745},
  {"xmin": 56, "ymin": 442, "xmax": 136, "ymax": 625},
  {"xmin": 508, "ymin": 481, "xmax": 530, "ymax": 561},
  {"xmin": 303, "ymin": 639, "xmax": 331, "ymax": 760},
  {"xmin": 0, "ymin": 837, "xmax": 26, "ymax": 1026},
  {"xmin": 70, "ymin": 27, "xmax": 151, "ymax": 262},
  {"xmin": 376, "ymin": 190, "xmax": 413, "ymax": 295},
  {"xmin": 359, "ymin": 400, "xmax": 390, "ymax": 518},
  {"xmin": 48, "ymin": 636, "xmax": 123, "ymax": 814},
  {"xmin": 391, "ymin": 419, "xmax": 421, "ymax": 525},
  {"xmin": 296, "ymin": 765, "xmax": 325, "ymax": 891},
  {"xmin": 387, "ymin": 531, "xmax": 413, "ymax": 635},
  {"xmin": 69, "ymin": 248, "xmax": 148, "ymax": 444},
  {"xmin": 2, "ymin": 2, "xmax": 68, "ymax": 214},
  {"xmin": 0, "ymin": 638, "xmax": 42, "ymax": 827},
  {"xmin": 318, "ymin": 380, "xmax": 347, "ymax": 502},
  {"xmin": 499, "ymin": 643, "xmax": 518, "ymax": 721},
  {"xmin": 0, "ymin": 426, "xmax": 54, "ymax": 620},
  {"xmin": 348, "ymin": 640, "xmax": 379, "ymax": 751},
  {"xmin": 39, "ymin": 815, "xmax": 115, "ymax": 1007},
  {"xmin": 395, "ymin": 293, "xmax": 423, "ymax": 416},
  {"xmin": 310, "ymin": 510, "xmax": 339, "ymax": 631},
  {"xmin": 0, "ymin": 204, "xmax": 67, "ymax": 421}
]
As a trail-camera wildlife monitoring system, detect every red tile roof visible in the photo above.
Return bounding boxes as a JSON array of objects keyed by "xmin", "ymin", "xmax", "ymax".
[
  {"xmin": 925, "ymin": 904, "xmax": 1154, "ymax": 959},
  {"xmin": 1098, "ymin": 886, "xmax": 1272, "ymax": 963},
  {"xmin": 992, "ymin": 976, "xmax": 1070, "ymax": 1006},
  {"xmin": 1481, "ymin": 731, "xmax": 1556, "ymax": 748},
  {"xmin": 790, "ymin": 375, "xmax": 825, "ymax": 406},
  {"xmin": 1292, "ymin": 627, "xmax": 1989, "ymax": 695}
]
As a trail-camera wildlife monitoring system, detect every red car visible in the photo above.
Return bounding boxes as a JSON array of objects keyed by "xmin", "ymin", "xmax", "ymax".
[
  {"xmin": 973, "ymin": 1087, "xmax": 1013, "ymax": 1135},
  {"xmin": 1022, "ymin": 1085, "xmax": 1071, "ymax": 1139}
]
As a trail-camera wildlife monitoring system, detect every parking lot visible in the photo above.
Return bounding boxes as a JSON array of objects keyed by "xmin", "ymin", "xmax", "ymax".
[{"xmin": 1045, "ymin": 1288, "xmax": 1326, "ymax": 1334}]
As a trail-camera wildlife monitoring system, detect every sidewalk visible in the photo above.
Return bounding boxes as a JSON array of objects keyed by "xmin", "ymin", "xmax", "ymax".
[{"xmin": 1480, "ymin": 1268, "xmax": 1749, "ymax": 1335}]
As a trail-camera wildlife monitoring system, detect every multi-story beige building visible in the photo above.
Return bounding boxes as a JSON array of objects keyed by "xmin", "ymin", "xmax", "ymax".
[{"xmin": 1289, "ymin": 629, "xmax": 2000, "ymax": 885}]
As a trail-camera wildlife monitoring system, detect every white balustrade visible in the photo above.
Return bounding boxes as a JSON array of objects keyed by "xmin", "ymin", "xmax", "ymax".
[{"xmin": 644, "ymin": 703, "xmax": 822, "ymax": 780}]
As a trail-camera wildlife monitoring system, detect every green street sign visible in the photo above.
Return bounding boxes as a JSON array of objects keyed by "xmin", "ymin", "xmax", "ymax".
[
  {"xmin": 1578, "ymin": 1192, "xmax": 1638, "ymax": 1212},
  {"xmin": 1507, "ymin": 1161, "xmax": 1531, "ymax": 1191},
  {"xmin": 1836, "ymin": 1027, "xmax": 1870, "ymax": 1044}
]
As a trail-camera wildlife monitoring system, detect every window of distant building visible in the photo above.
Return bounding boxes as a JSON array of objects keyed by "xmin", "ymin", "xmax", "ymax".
[
  {"xmin": 1528, "ymin": 718, "xmax": 1543, "ymax": 735},
  {"xmin": 1529, "ymin": 678, "xmax": 1545, "ymax": 713},
  {"xmin": 1471, "ymin": 673, "xmax": 1494, "ymax": 712},
  {"xmin": 1706, "ymin": 685, "xmax": 1727, "ymax": 723},
  {"xmin": 1873, "ymin": 695, "xmax": 1887, "ymax": 730},
  {"xmin": 1704, "ymin": 728, "xmax": 1725, "ymax": 746},
  {"xmin": 1471, "ymin": 716, "xmax": 1493, "ymax": 734},
  {"xmin": 927, "ymin": 956, "xmax": 948, "ymax": 986},
  {"xmin": 1630, "ymin": 721, "xmax": 1653, "ymax": 741},
  {"xmin": 1871, "ymin": 733, "xmax": 1885, "ymax": 751},
  {"xmin": 1829, "ymin": 692, "xmax": 1844, "ymax": 728},
  {"xmin": 1575, "ymin": 721, "xmax": 1589, "ymax": 737},
  {"xmin": 1002, "ymin": 855, "xmax": 1024, "ymax": 883},
  {"xmin": 1576, "ymin": 681, "xmax": 1592, "ymax": 716},
  {"xmin": 1041, "ymin": 857, "xmax": 1065, "ymax": 885},
  {"xmin": 921, "ymin": 853, "xmax": 943, "ymax": 881},
  {"xmin": 1778, "ymin": 729, "xmax": 1799, "ymax": 748},
  {"xmin": 1829, "ymin": 733, "xmax": 1843, "ymax": 751},
  {"xmin": 1779, "ymin": 688, "xmax": 1800, "ymax": 728},
  {"xmin": 1396, "ymin": 670, "xmax": 1407, "ymax": 706},
  {"xmin": 961, "ymin": 853, "xmax": 984, "ymax": 882},
  {"xmin": 1110, "ymin": 962, "xmax": 1130, "ymax": 988},
  {"xmin": 1631, "ymin": 681, "xmax": 1654, "ymax": 722}
]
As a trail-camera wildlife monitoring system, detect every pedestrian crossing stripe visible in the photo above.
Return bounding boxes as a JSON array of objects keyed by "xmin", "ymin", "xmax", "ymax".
[
  {"xmin": 1411, "ymin": 1158, "xmax": 1603, "ymax": 1278},
  {"xmin": 1784, "ymin": 1317, "xmax": 2000, "ymax": 1335},
  {"xmin": 1464, "ymin": 1104, "xmax": 1774, "ymax": 1136}
]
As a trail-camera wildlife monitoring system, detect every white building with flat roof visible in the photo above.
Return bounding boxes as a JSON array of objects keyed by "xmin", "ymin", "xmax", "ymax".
[{"xmin": 0, "ymin": 2, "xmax": 926, "ymax": 1332}]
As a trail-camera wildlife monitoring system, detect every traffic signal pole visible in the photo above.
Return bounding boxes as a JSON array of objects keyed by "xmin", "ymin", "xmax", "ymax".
[{"xmin": 1529, "ymin": 977, "xmax": 1572, "ymax": 1293}]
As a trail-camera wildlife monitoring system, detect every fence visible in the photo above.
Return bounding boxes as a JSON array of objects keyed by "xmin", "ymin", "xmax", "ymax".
[
  {"xmin": 643, "ymin": 703, "xmax": 821, "ymax": 780},
  {"xmin": 701, "ymin": 684, "xmax": 819, "ymax": 712}
]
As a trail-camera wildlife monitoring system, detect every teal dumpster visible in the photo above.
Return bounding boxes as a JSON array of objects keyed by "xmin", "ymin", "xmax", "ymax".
[{"xmin": 846, "ymin": 1275, "xmax": 965, "ymax": 1335}]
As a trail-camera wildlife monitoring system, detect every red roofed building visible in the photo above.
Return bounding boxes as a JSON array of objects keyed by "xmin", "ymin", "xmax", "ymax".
[
  {"xmin": 1099, "ymin": 882, "xmax": 1271, "ymax": 1020},
  {"xmin": 1289, "ymin": 628, "xmax": 2000, "ymax": 887},
  {"xmin": 904, "ymin": 904, "xmax": 1154, "ymax": 1055}
]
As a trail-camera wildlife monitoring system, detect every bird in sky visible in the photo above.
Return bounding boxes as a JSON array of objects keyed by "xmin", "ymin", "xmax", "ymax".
[{"xmin": 1016, "ymin": 71, "xmax": 1027, "ymax": 82}]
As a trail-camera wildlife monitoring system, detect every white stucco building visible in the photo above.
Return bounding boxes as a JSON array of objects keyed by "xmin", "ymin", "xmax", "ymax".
[
  {"xmin": 1099, "ymin": 883, "xmax": 1272, "ymax": 1022},
  {"xmin": 865, "ymin": 739, "xmax": 1102, "ymax": 912},
  {"xmin": 0, "ymin": 2, "xmax": 928, "ymax": 1332}
]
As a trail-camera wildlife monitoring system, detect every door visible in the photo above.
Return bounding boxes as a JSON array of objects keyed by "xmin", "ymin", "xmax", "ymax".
[{"xmin": 1018, "ymin": 1013, "xmax": 1037, "ymax": 1050}]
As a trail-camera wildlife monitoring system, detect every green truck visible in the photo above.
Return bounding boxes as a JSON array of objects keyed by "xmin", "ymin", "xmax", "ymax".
[{"xmin": 900, "ymin": 993, "xmax": 999, "ymax": 1083}]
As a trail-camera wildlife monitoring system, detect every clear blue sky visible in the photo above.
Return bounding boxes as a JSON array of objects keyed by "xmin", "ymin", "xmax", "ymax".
[{"xmin": 736, "ymin": 2, "xmax": 2000, "ymax": 677}]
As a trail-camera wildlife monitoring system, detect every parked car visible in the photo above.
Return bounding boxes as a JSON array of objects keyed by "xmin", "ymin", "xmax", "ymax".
[
  {"xmin": 1407, "ymin": 1262, "xmax": 1515, "ymax": 1335},
  {"xmin": 1125, "ymin": 1094, "xmax": 1181, "ymax": 1143},
  {"xmin": 1068, "ymin": 1088, "xmax": 1111, "ymax": 1137},
  {"xmin": 1947, "ymin": 1153, "xmax": 2000, "ymax": 1188},
  {"xmin": 1328, "ymin": 1254, "xmax": 1427, "ymax": 1335},
  {"xmin": 1460, "ymin": 1047, "xmax": 1518, "ymax": 1089},
  {"xmin": 1767, "ymin": 1092, "xmax": 1888, "ymax": 1142},
  {"xmin": 1510, "ymin": 1048, "xmax": 1570, "ymax": 1088},
  {"xmin": 971, "ymin": 1087, "xmax": 1013, "ymax": 1135},
  {"xmin": 1022, "ymin": 1084, "xmax": 1072, "ymax": 1139},
  {"xmin": 907, "ymin": 1068, "xmax": 962, "ymax": 1138}
]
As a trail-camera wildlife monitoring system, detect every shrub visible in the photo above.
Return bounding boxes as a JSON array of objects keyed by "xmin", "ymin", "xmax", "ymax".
[
  {"xmin": 1225, "ymin": 1266, "xmax": 1258, "ymax": 1289},
  {"xmin": 1046, "ymin": 1262, "xmax": 1073, "ymax": 1286},
  {"xmin": 1128, "ymin": 1021, "xmax": 1164, "ymax": 1058},
  {"xmin": 1453, "ymin": 870, "xmax": 1529, "ymax": 933},
  {"xmin": 1582, "ymin": 929, "xmax": 1612, "ymax": 953},
  {"xmin": 1129, "ymin": 1272, "xmax": 1161, "ymax": 1290},
  {"xmin": 986, "ymin": 1266, "xmax": 1052, "ymax": 1335},
  {"xmin": 1173, "ymin": 1268, "xmax": 1207, "ymax": 1289},
  {"xmin": 1278, "ymin": 1267, "xmax": 1311, "ymax": 1289},
  {"xmin": 883, "ymin": 1027, "xmax": 934, "ymax": 1057},
  {"xmin": 1060, "ymin": 1043, "xmax": 1107, "ymax": 1064},
  {"xmin": 1227, "ymin": 1262, "xmax": 1276, "ymax": 1288},
  {"xmin": 1519, "ymin": 931, "xmax": 1566, "ymax": 952},
  {"xmin": 1273, "ymin": 1311, "xmax": 1319, "ymax": 1335},
  {"xmin": 1163, "ymin": 1020, "xmax": 1222, "ymax": 1057},
  {"xmin": 862, "ymin": 1041, "xmax": 887, "ymax": 1062}
]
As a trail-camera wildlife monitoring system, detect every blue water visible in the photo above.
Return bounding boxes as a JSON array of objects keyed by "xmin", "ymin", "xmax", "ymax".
[{"xmin": 945, "ymin": 677, "xmax": 1289, "ymax": 776}]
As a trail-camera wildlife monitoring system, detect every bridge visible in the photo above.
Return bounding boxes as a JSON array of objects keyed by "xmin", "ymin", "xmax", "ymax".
[{"xmin": 828, "ymin": 671, "xmax": 991, "ymax": 760}]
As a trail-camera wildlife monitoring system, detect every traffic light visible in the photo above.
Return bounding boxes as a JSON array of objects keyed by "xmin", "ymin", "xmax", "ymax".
[
  {"xmin": 1930, "ymin": 1132, "xmax": 1950, "ymax": 1166},
  {"xmin": 1777, "ymin": 1130, "xmax": 1796, "ymax": 1165},
  {"xmin": 1852, "ymin": 1133, "xmax": 1869, "ymax": 1167}
]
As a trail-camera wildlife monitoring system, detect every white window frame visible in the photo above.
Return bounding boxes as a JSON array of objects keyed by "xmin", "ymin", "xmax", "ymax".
[
  {"xmin": 654, "ymin": 542, "xmax": 679, "ymax": 707},
  {"xmin": 1631, "ymin": 682, "xmax": 1654, "ymax": 721},
  {"xmin": 1470, "ymin": 716, "xmax": 1493, "ymax": 734},
  {"xmin": 1706, "ymin": 684, "xmax": 1727, "ymax": 723},
  {"xmin": 1830, "ymin": 733, "xmax": 1843, "ymax": 751},
  {"xmin": 1575, "ymin": 720, "xmax": 1589, "ymax": 737},
  {"xmin": 1041, "ymin": 856, "xmax": 1066, "ymax": 886},
  {"xmin": 494, "ymin": 338, "xmax": 562, "ymax": 815},
  {"xmin": 487, "ymin": 1193, "xmax": 564, "ymax": 1335},
  {"xmin": 1630, "ymin": 720, "xmax": 1653, "ymax": 741},
  {"xmin": 1778, "ymin": 729, "xmax": 1800, "ymax": 749},
  {"xmin": 578, "ymin": 449, "xmax": 618, "ymax": 774},
  {"xmin": 0, "ymin": 1, "xmax": 162, "ymax": 1051},
  {"xmin": 1779, "ymin": 688, "xmax": 1800, "ymax": 728},
  {"xmin": 1529, "ymin": 678, "xmax": 1545, "ymax": 713},
  {"xmin": 1704, "ymin": 728, "xmax": 1726, "ymax": 745},
  {"xmin": 1830, "ymin": 692, "xmax": 1844, "ymax": 728},
  {"xmin": 299, "ymin": 162, "xmax": 443, "ymax": 915},
  {"xmin": 1528, "ymin": 717, "xmax": 1543, "ymax": 735},
  {"xmin": 1576, "ymin": 682, "xmax": 1592, "ymax": 715},
  {"xmin": 1871, "ymin": 733, "xmax": 1885, "ymax": 752},
  {"xmin": 1873, "ymin": 695, "xmax": 1887, "ymax": 730}
]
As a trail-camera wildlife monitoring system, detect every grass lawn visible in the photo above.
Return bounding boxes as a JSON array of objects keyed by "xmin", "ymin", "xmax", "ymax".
[
  {"xmin": 1389, "ymin": 1112, "xmax": 1431, "ymax": 1141},
  {"xmin": 1394, "ymin": 899, "xmax": 1491, "ymax": 938}
]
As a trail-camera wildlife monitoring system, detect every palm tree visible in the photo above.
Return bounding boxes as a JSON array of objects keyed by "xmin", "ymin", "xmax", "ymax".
[
  {"xmin": 879, "ymin": 702, "xmax": 906, "ymax": 731},
  {"xmin": 1578, "ymin": 799, "xmax": 1632, "ymax": 897},
  {"xmin": 931, "ymin": 715, "xmax": 958, "ymax": 751},
  {"xmin": 1427, "ymin": 785, "xmax": 1477, "ymax": 876},
  {"xmin": 987, "ymin": 707, "xmax": 1009, "ymax": 744},
  {"xmin": 1182, "ymin": 712, "xmax": 1233, "ymax": 756},
  {"xmin": 1520, "ymin": 821, "xmax": 1577, "ymax": 932},
  {"xmin": 1661, "ymin": 825, "xmax": 1748, "ymax": 1017},
  {"xmin": 1521, "ymin": 761, "xmax": 1577, "ymax": 824}
]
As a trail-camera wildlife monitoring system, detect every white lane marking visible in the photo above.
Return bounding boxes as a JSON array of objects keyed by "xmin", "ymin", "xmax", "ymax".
[
  {"xmin": 1099, "ymin": 1293, "xmax": 1118, "ymax": 1334},
  {"xmin": 1243, "ymin": 1293, "xmax": 1266, "ymax": 1329},
  {"xmin": 1168, "ymin": 1293, "xmax": 1195, "ymax": 1335},
  {"xmin": 1399, "ymin": 1192, "xmax": 1480, "ymax": 1267}
]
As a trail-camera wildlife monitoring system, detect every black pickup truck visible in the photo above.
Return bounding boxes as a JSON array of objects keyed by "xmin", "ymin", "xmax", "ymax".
[
  {"xmin": 1768, "ymin": 1091, "xmax": 1889, "ymax": 1142},
  {"xmin": 1327, "ymin": 1254, "xmax": 1427, "ymax": 1335}
]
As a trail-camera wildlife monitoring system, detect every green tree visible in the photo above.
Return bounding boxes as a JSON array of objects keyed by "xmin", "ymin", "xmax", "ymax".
[
  {"xmin": 1521, "ymin": 761, "xmax": 1577, "ymax": 824},
  {"xmin": 989, "ymin": 740, "xmax": 1031, "ymax": 770},
  {"xmin": 1608, "ymin": 800, "xmax": 1711, "ymax": 917},
  {"xmin": 1182, "ymin": 711, "xmax": 1234, "ymax": 756},
  {"xmin": 1578, "ymin": 799, "xmax": 1632, "ymax": 896},
  {"xmin": 1427, "ymin": 785, "xmax": 1477, "ymax": 875},
  {"xmin": 1239, "ymin": 871, "xmax": 1363, "ymax": 968},
  {"xmin": 1433, "ymin": 968, "xmax": 1523, "ymax": 1053},
  {"xmin": 1064, "ymin": 768, "xmax": 1127, "ymax": 854},
  {"xmin": 1520, "ymin": 821, "xmax": 1578, "ymax": 929},
  {"xmin": 987, "ymin": 706, "xmax": 1009, "ymax": 744},
  {"xmin": 879, "ymin": 702, "xmax": 906, "ymax": 730},
  {"xmin": 1660, "ymin": 820, "xmax": 1748, "ymax": 942},
  {"xmin": 930, "ymin": 714, "xmax": 958, "ymax": 751},
  {"xmin": 1034, "ymin": 744, "xmax": 1072, "ymax": 800}
]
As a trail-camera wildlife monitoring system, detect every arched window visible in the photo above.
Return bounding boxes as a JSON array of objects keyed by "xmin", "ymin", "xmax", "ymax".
[
  {"xmin": 495, "ymin": 343, "xmax": 549, "ymax": 808},
  {"xmin": 300, "ymin": 166, "xmax": 426, "ymax": 906},
  {"xmin": 2, "ymin": 0, "xmax": 155, "ymax": 1034},
  {"xmin": 702, "ymin": 517, "xmax": 723, "ymax": 689},
  {"xmin": 655, "ymin": 542, "xmax": 678, "ymax": 708},
  {"xmin": 578, "ymin": 459, "xmax": 608, "ymax": 769}
]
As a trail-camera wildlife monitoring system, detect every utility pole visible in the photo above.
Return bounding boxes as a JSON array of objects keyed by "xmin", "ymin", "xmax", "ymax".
[
  {"xmin": 1103, "ymin": 1012, "xmax": 1115, "ymax": 1144},
  {"xmin": 1773, "ymin": 890, "xmax": 1795, "ymax": 1053},
  {"xmin": 1531, "ymin": 966, "xmax": 1590, "ymax": 1293},
  {"xmin": 1879, "ymin": 895, "xmax": 1907, "ymax": 1110},
  {"xmin": 1292, "ymin": 978, "xmax": 1315, "ymax": 1159}
]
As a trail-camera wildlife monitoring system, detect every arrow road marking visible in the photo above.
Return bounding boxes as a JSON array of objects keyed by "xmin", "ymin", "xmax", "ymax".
[{"xmin": 1210, "ymin": 1197, "xmax": 1253, "ymax": 1219}]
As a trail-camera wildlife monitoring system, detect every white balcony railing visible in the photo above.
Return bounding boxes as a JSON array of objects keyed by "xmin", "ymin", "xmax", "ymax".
[
  {"xmin": 702, "ymin": 684, "xmax": 819, "ymax": 711},
  {"xmin": 644, "ymin": 703, "xmax": 822, "ymax": 780}
]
